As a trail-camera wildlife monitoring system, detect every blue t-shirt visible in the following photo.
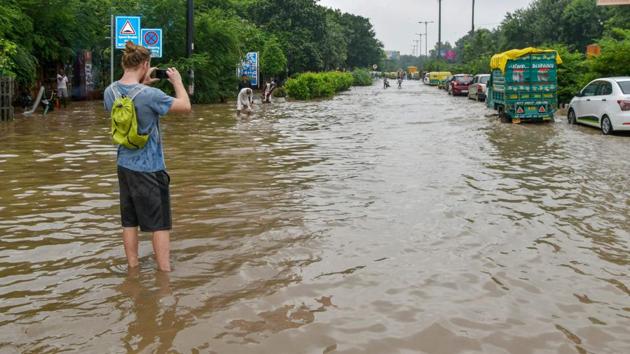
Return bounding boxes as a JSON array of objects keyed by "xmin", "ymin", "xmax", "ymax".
[{"xmin": 104, "ymin": 82, "xmax": 174, "ymax": 172}]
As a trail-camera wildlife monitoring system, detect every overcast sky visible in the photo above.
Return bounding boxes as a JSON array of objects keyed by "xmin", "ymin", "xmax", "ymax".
[{"xmin": 318, "ymin": 0, "xmax": 535, "ymax": 55}]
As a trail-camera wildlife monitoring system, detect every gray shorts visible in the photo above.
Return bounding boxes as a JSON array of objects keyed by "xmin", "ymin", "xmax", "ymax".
[{"xmin": 57, "ymin": 88, "xmax": 68, "ymax": 98}]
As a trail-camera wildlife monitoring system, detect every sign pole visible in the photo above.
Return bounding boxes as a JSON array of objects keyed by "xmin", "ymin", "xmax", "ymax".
[
  {"xmin": 187, "ymin": 0, "xmax": 194, "ymax": 96},
  {"xmin": 110, "ymin": 14, "xmax": 114, "ymax": 84}
]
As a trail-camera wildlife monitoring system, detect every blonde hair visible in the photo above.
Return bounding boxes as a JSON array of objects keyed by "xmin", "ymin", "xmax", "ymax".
[{"xmin": 121, "ymin": 41, "xmax": 151, "ymax": 69}]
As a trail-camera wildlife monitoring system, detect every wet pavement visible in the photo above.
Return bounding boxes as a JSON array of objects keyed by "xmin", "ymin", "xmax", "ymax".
[{"xmin": 0, "ymin": 80, "xmax": 629, "ymax": 353}]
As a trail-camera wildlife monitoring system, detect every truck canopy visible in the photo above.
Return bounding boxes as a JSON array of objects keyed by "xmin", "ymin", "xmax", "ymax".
[{"xmin": 490, "ymin": 47, "xmax": 562, "ymax": 73}]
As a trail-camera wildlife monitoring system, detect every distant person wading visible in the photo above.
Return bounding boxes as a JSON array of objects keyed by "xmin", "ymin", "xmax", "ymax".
[{"xmin": 104, "ymin": 42, "xmax": 191, "ymax": 272}]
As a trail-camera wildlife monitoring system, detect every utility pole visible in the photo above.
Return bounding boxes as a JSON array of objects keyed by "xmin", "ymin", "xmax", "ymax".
[
  {"xmin": 418, "ymin": 21, "xmax": 434, "ymax": 58},
  {"xmin": 415, "ymin": 33, "xmax": 424, "ymax": 56},
  {"xmin": 472, "ymin": 0, "xmax": 476, "ymax": 33},
  {"xmin": 438, "ymin": 0, "xmax": 442, "ymax": 59},
  {"xmin": 186, "ymin": 0, "xmax": 194, "ymax": 95}
]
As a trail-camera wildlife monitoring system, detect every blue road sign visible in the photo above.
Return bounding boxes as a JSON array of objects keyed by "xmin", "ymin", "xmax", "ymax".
[
  {"xmin": 141, "ymin": 28, "xmax": 163, "ymax": 58},
  {"xmin": 115, "ymin": 16, "xmax": 141, "ymax": 49},
  {"xmin": 239, "ymin": 52, "xmax": 259, "ymax": 87}
]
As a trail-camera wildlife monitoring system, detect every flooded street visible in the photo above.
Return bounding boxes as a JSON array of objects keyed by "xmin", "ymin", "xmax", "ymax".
[{"xmin": 1, "ymin": 80, "xmax": 629, "ymax": 353}]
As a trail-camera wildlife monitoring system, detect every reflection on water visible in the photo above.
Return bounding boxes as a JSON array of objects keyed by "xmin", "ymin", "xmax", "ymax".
[{"xmin": 0, "ymin": 82, "xmax": 629, "ymax": 353}]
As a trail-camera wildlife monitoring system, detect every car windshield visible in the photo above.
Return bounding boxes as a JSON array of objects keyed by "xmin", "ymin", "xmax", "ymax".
[
  {"xmin": 455, "ymin": 76, "xmax": 472, "ymax": 84},
  {"xmin": 479, "ymin": 76, "xmax": 489, "ymax": 84},
  {"xmin": 618, "ymin": 81, "xmax": 630, "ymax": 94}
]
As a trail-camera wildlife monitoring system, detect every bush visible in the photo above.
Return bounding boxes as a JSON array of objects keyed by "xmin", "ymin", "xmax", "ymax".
[
  {"xmin": 273, "ymin": 87, "xmax": 287, "ymax": 98},
  {"xmin": 285, "ymin": 71, "xmax": 354, "ymax": 100},
  {"xmin": 352, "ymin": 68, "xmax": 373, "ymax": 86}
]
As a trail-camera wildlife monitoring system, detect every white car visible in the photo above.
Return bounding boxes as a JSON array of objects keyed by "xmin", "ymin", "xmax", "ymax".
[
  {"xmin": 568, "ymin": 77, "xmax": 630, "ymax": 135},
  {"xmin": 468, "ymin": 74, "xmax": 490, "ymax": 101}
]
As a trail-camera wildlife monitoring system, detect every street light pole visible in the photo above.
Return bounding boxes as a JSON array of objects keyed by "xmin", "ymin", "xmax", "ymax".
[
  {"xmin": 186, "ymin": 0, "xmax": 194, "ymax": 95},
  {"xmin": 418, "ymin": 21, "xmax": 434, "ymax": 58},
  {"xmin": 415, "ymin": 33, "xmax": 424, "ymax": 56},
  {"xmin": 472, "ymin": 0, "xmax": 476, "ymax": 33},
  {"xmin": 438, "ymin": 0, "xmax": 442, "ymax": 59}
]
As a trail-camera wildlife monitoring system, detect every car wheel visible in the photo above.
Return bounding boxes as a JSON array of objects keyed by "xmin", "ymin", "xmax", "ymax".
[
  {"xmin": 567, "ymin": 109, "xmax": 576, "ymax": 124},
  {"xmin": 601, "ymin": 115, "xmax": 613, "ymax": 135}
]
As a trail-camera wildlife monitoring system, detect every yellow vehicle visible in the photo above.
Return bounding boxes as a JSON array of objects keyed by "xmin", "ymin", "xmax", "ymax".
[
  {"xmin": 407, "ymin": 66, "xmax": 419, "ymax": 80},
  {"xmin": 429, "ymin": 71, "xmax": 452, "ymax": 86}
]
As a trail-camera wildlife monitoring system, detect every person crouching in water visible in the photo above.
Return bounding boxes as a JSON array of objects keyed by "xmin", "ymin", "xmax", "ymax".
[{"xmin": 237, "ymin": 88, "xmax": 253, "ymax": 116}]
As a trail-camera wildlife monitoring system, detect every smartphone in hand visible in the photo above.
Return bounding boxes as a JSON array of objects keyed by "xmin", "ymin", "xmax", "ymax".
[{"xmin": 154, "ymin": 69, "xmax": 168, "ymax": 79}]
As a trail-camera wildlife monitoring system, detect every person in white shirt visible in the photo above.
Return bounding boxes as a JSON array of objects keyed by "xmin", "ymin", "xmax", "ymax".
[
  {"xmin": 56, "ymin": 69, "xmax": 69, "ymax": 108},
  {"xmin": 237, "ymin": 88, "xmax": 253, "ymax": 116}
]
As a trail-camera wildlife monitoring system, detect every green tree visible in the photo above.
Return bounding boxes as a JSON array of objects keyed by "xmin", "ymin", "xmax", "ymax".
[
  {"xmin": 260, "ymin": 36, "xmax": 287, "ymax": 78},
  {"xmin": 340, "ymin": 13, "xmax": 383, "ymax": 69}
]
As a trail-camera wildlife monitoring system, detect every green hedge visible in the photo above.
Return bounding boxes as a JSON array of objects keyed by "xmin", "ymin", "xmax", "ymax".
[
  {"xmin": 285, "ymin": 71, "xmax": 354, "ymax": 100},
  {"xmin": 352, "ymin": 68, "xmax": 373, "ymax": 86}
]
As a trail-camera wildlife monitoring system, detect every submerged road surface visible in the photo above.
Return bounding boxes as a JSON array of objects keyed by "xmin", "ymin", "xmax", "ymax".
[{"xmin": 0, "ymin": 81, "xmax": 629, "ymax": 353}]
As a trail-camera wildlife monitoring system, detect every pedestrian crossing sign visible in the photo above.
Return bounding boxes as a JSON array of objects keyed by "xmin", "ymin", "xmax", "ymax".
[{"xmin": 115, "ymin": 16, "xmax": 141, "ymax": 48}]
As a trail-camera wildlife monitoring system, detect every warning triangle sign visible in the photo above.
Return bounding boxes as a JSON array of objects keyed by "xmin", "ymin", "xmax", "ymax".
[
  {"xmin": 539, "ymin": 106, "xmax": 546, "ymax": 113},
  {"xmin": 120, "ymin": 20, "xmax": 136, "ymax": 35},
  {"xmin": 516, "ymin": 106, "xmax": 524, "ymax": 114}
]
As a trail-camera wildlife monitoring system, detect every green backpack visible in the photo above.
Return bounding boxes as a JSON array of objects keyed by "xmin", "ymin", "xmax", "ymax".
[{"xmin": 110, "ymin": 84, "xmax": 150, "ymax": 149}]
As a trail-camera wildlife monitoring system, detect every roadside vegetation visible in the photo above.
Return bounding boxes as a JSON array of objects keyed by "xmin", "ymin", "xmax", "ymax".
[
  {"xmin": 0, "ymin": 0, "xmax": 384, "ymax": 103},
  {"xmin": 351, "ymin": 69, "xmax": 373, "ymax": 87},
  {"xmin": 285, "ymin": 71, "xmax": 354, "ymax": 100}
]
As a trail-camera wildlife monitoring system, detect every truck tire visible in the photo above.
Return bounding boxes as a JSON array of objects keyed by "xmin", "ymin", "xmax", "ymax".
[{"xmin": 498, "ymin": 106, "xmax": 511, "ymax": 123}]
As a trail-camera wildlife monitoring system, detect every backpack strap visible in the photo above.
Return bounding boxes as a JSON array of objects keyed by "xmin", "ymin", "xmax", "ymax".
[
  {"xmin": 128, "ymin": 85, "xmax": 146, "ymax": 101},
  {"xmin": 111, "ymin": 83, "xmax": 146, "ymax": 100},
  {"xmin": 111, "ymin": 83, "xmax": 122, "ymax": 101}
]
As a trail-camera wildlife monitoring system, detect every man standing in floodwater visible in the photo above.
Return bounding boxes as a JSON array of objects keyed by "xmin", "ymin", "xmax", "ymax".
[
  {"xmin": 56, "ymin": 69, "xmax": 69, "ymax": 108},
  {"xmin": 104, "ymin": 42, "xmax": 191, "ymax": 272}
]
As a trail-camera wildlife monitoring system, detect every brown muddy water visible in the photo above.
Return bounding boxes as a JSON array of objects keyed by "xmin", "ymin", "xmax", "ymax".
[{"xmin": 0, "ymin": 81, "xmax": 629, "ymax": 354}]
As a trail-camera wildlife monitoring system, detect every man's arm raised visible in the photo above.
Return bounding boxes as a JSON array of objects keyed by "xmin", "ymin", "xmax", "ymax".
[{"xmin": 166, "ymin": 67, "xmax": 192, "ymax": 113}]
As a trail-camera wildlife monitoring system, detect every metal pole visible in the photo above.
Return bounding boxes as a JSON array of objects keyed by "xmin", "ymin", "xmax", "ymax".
[
  {"xmin": 110, "ymin": 14, "xmax": 114, "ymax": 84},
  {"xmin": 187, "ymin": 0, "xmax": 194, "ymax": 95},
  {"xmin": 418, "ymin": 21, "xmax": 433, "ymax": 58},
  {"xmin": 438, "ymin": 0, "xmax": 442, "ymax": 59},
  {"xmin": 472, "ymin": 0, "xmax": 476, "ymax": 33},
  {"xmin": 415, "ymin": 33, "xmax": 423, "ymax": 56}
]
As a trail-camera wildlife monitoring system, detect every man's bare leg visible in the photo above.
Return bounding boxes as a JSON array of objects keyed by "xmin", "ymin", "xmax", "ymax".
[
  {"xmin": 122, "ymin": 227, "xmax": 140, "ymax": 268},
  {"xmin": 152, "ymin": 230, "xmax": 171, "ymax": 272}
]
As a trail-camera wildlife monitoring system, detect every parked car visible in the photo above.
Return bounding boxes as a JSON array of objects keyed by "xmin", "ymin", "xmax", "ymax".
[
  {"xmin": 468, "ymin": 74, "xmax": 490, "ymax": 101},
  {"xmin": 440, "ymin": 76, "xmax": 454, "ymax": 90},
  {"xmin": 568, "ymin": 77, "xmax": 630, "ymax": 135},
  {"xmin": 448, "ymin": 74, "xmax": 473, "ymax": 96}
]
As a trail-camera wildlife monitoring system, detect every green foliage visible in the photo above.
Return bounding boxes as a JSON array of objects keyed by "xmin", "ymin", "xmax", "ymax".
[
  {"xmin": 184, "ymin": 9, "xmax": 242, "ymax": 103},
  {"xmin": 260, "ymin": 36, "xmax": 287, "ymax": 78},
  {"xmin": 351, "ymin": 68, "xmax": 373, "ymax": 86},
  {"xmin": 0, "ymin": 39, "xmax": 17, "ymax": 77},
  {"xmin": 588, "ymin": 28, "xmax": 630, "ymax": 78},
  {"xmin": 273, "ymin": 86, "xmax": 286, "ymax": 98},
  {"xmin": 285, "ymin": 71, "xmax": 353, "ymax": 100},
  {"xmin": 551, "ymin": 44, "xmax": 587, "ymax": 103}
]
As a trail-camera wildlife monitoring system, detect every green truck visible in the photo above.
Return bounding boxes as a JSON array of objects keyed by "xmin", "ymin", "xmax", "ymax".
[{"xmin": 486, "ymin": 48, "xmax": 563, "ymax": 123}]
